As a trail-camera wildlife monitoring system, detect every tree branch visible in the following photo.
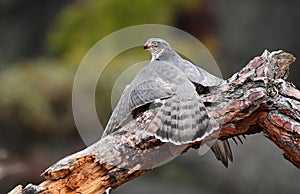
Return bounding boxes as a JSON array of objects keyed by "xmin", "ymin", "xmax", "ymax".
[{"xmin": 9, "ymin": 50, "xmax": 300, "ymax": 194}]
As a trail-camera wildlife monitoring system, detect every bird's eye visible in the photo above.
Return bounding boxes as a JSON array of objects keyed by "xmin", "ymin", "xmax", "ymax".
[{"xmin": 152, "ymin": 42, "xmax": 158, "ymax": 47}]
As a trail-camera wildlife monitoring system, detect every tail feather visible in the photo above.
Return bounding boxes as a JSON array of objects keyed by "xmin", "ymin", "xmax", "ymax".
[{"xmin": 210, "ymin": 140, "xmax": 233, "ymax": 168}]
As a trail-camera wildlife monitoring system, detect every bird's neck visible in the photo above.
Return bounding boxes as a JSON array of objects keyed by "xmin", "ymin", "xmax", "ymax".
[{"xmin": 152, "ymin": 48, "xmax": 182, "ymax": 62}]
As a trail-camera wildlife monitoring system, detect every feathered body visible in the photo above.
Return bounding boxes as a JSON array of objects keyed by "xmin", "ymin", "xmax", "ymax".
[{"xmin": 102, "ymin": 38, "xmax": 232, "ymax": 167}]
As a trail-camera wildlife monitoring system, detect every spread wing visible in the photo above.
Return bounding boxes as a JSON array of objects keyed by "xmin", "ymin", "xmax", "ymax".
[{"xmin": 102, "ymin": 79, "xmax": 176, "ymax": 137}]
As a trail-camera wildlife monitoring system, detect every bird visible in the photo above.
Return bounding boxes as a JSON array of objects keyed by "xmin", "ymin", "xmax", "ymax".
[{"xmin": 102, "ymin": 38, "xmax": 233, "ymax": 167}]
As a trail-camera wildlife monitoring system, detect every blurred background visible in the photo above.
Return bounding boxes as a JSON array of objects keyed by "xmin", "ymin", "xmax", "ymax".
[{"xmin": 1, "ymin": 0, "xmax": 300, "ymax": 193}]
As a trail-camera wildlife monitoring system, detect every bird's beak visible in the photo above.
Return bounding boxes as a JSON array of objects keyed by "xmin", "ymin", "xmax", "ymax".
[{"xmin": 143, "ymin": 44, "xmax": 149, "ymax": 49}]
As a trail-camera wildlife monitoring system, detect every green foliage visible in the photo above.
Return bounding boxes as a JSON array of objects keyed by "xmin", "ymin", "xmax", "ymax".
[
  {"xmin": 0, "ymin": 60, "xmax": 74, "ymax": 133},
  {"xmin": 47, "ymin": 0, "xmax": 199, "ymax": 64}
]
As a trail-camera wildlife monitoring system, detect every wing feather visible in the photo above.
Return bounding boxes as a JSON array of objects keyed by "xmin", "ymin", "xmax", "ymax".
[{"xmin": 102, "ymin": 79, "xmax": 175, "ymax": 137}]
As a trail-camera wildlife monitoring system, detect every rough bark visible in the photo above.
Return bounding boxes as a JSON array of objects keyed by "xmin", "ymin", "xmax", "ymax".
[{"xmin": 8, "ymin": 50, "xmax": 300, "ymax": 194}]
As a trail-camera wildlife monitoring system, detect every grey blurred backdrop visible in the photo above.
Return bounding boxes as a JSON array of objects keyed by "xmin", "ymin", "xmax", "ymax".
[{"xmin": 0, "ymin": 0, "xmax": 299, "ymax": 193}]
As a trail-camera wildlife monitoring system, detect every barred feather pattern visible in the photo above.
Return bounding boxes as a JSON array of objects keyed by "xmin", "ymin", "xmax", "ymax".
[{"xmin": 147, "ymin": 96, "xmax": 219, "ymax": 145}]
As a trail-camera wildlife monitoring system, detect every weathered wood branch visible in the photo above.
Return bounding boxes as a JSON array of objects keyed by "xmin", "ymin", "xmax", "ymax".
[{"xmin": 9, "ymin": 50, "xmax": 300, "ymax": 194}]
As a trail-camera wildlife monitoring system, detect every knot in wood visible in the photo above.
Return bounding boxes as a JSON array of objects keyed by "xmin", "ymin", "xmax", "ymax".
[
  {"xmin": 265, "ymin": 79, "xmax": 279, "ymax": 97},
  {"xmin": 266, "ymin": 86, "xmax": 277, "ymax": 97}
]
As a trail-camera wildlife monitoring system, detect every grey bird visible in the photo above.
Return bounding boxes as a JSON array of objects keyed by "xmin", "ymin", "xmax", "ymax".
[{"xmin": 102, "ymin": 38, "xmax": 232, "ymax": 167}]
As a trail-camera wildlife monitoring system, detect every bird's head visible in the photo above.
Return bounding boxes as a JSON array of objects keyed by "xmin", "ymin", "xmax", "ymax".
[{"xmin": 144, "ymin": 38, "xmax": 171, "ymax": 60}]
